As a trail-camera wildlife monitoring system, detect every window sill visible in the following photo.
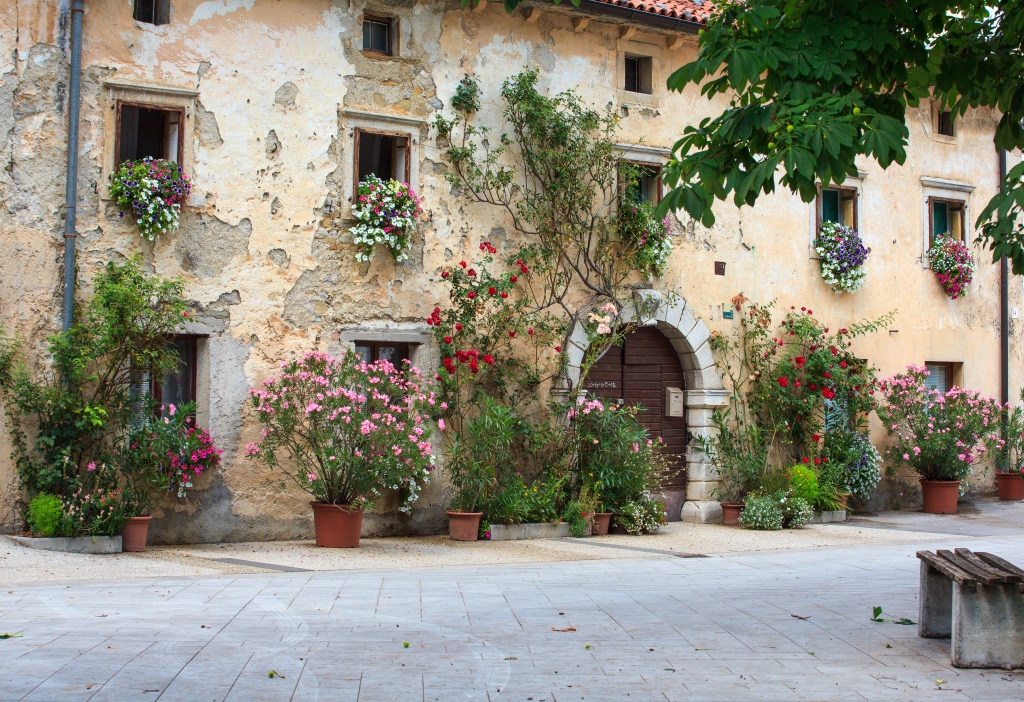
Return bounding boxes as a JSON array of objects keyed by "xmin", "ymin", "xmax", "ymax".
[{"xmin": 617, "ymin": 89, "xmax": 660, "ymax": 110}]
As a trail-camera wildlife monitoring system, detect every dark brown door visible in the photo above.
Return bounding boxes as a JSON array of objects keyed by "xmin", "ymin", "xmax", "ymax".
[{"xmin": 585, "ymin": 327, "xmax": 687, "ymax": 492}]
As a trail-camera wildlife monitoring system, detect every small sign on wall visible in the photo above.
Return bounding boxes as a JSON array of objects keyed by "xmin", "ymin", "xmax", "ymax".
[{"xmin": 665, "ymin": 387, "xmax": 685, "ymax": 417}]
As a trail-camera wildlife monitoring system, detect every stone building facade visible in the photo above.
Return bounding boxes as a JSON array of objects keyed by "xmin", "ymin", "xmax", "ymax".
[{"xmin": 1, "ymin": 0, "xmax": 1021, "ymax": 541}]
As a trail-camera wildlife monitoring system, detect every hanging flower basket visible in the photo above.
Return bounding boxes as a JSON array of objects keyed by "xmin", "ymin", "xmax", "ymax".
[
  {"xmin": 109, "ymin": 157, "xmax": 191, "ymax": 241},
  {"xmin": 814, "ymin": 222, "xmax": 869, "ymax": 294},
  {"xmin": 927, "ymin": 235, "xmax": 974, "ymax": 299},
  {"xmin": 350, "ymin": 175, "xmax": 423, "ymax": 263}
]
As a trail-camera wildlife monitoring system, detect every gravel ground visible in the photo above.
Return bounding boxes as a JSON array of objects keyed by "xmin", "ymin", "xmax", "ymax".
[{"xmin": 0, "ymin": 514, "xmax": 969, "ymax": 587}]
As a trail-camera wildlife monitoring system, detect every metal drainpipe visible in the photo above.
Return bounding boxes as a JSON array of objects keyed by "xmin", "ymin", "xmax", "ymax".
[
  {"xmin": 999, "ymin": 146, "xmax": 1009, "ymax": 411},
  {"xmin": 62, "ymin": 0, "xmax": 84, "ymax": 332}
]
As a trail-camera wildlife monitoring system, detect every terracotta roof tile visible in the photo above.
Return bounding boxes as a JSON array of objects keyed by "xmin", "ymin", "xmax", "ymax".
[{"xmin": 592, "ymin": 0, "xmax": 714, "ymax": 25}]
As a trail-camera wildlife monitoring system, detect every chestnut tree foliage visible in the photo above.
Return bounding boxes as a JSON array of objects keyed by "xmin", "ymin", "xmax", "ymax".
[{"xmin": 472, "ymin": 0, "xmax": 1024, "ymax": 272}]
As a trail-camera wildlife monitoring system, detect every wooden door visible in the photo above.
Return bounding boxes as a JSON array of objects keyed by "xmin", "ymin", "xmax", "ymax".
[{"xmin": 585, "ymin": 327, "xmax": 687, "ymax": 492}]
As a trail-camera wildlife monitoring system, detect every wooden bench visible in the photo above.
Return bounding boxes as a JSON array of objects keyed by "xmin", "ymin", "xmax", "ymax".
[{"xmin": 917, "ymin": 548, "xmax": 1024, "ymax": 669}]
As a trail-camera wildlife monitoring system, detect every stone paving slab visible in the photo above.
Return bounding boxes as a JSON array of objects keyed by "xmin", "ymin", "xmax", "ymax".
[{"xmin": 2, "ymin": 537, "xmax": 1024, "ymax": 700}]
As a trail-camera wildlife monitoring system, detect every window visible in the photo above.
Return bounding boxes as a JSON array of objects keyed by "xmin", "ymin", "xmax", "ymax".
[
  {"xmin": 362, "ymin": 16, "xmax": 393, "ymax": 55},
  {"xmin": 624, "ymin": 55, "xmax": 653, "ymax": 94},
  {"xmin": 817, "ymin": 186, "xmax": 858, "ymax": 232},
  {"xmin": 937, "ymin": 110, "xmax": 956, "ymax": 137},
  {"xmin": 117, "ymin": 103, "xmax": 183, "ymax": 164},
  {"xmin": 133, "ymin": 0, "xmax": 170, "ymax": 25},
  {"xmin": 134, "ymin": 336, "xmax": 198, "ymax": 416},
  {"xmin": 354, "ymin": 129, "xmax": 410, "ymax": 184},
  {"xmin": 925, "ymin": 362, "xmax": 961, "ymax": 394},
  {"xmin": 621, "ymin": 163, "xmax": 661, "ymax": 204},
  {"xmin": 928, "ymin": 197, "xmax": 965, "ymax": 245},
  {"xmin": 354, "ymin": 341, "xmax": 411, "ymax": 366}
]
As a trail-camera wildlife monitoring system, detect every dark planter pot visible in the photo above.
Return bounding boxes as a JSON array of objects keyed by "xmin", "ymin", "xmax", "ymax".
[
  {"xmin": 310, "ymin": 503, "xmax": 363, "ymax": 548},
  {"xmin": 920, "ymin": 479, "xmax": 960, "ymax": 514},
  {"xmin": 446, "ymin": 511, "xmax": 483, "ymax": 541},
  {"xmin": 592, "ymin": 512, "xmax": 613, "ymax": 536},
  {"xmin": 121, "ymin": 516, "xmax": 152, "ymax": 552},
  {"xmin": 996, "ymin": 472, "xmax": 1024, "ymax": 501},
  {"xmin": 720, "ymin": 502, "xmax": 745, "ymax": 526}
]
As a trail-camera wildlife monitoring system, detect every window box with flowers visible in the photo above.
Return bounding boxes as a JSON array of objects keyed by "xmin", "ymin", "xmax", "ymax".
[
  {"xmin": 350, "ymin": 175, "xmax": 423, "ymax": 263},
  {"xmin": 927, "ymin": 236, "xmax": 975, "ymax": 299},
  {"xmin": 618, "ymin": 197, "xmax": 674, "ymax": 278},
  {"xmin": 109, "ymin": 157, "xmax": 191, "ymax": 241},
  {"xmin": 813, "ymin": 222, "xmax": 869, "ymax": 294}
]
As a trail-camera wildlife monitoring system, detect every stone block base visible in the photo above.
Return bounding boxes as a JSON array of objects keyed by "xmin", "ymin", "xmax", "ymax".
[
  {"xmin": 809, "ymin": 510, "xmax": 847, "ymax": 524},
  {"xmin": 488, "ymin": 523, "xmax": 570, "ymax": 541},
  {"xmin": 10, "ymin": 535, "xmax": 122, "ymax": 554},
  {"xmin": 680, "ymin": 500, "xmax": 722, "ymax": 524}
]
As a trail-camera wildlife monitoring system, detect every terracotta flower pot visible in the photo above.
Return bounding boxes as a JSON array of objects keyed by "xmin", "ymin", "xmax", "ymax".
[
  {"xmin": 920, "ymin": 479, "xmax": 960, "ymax": 514},
  {"xmin": 720, "ymin": 502, "xmax": 745, "ymax": 526},
  {"xmin": 591, "ymin": 512, "xmax": 613, "ymax": 536},
  {"xmin": 121, "ymin": 516, "xmax": 152, "ymax": 552},
  {"xmin": 310, "ymin": 503, "xmax": 363, "ymax": 547},
  {"xmin": 996, "ymin": 472, "xmax": 1024, "ymax": 501},
  {"xmin": 446, "ymin": 511, "xmax": 483, "ymax": 541}
]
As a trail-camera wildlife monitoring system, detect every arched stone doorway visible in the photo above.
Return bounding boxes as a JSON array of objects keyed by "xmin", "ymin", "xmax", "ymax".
[{"xmin": 561, "ymin": 290, "xmax": 729, "ymax": 523}]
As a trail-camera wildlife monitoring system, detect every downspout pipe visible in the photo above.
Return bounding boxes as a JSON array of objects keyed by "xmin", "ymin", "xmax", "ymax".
[
  {"xmin": 62, "ymin": 0, "xmax": 84, "ymax": 332},
  {"xmin": 999, "ymin": 146, "xmax": 1009, "ymax": 412}
]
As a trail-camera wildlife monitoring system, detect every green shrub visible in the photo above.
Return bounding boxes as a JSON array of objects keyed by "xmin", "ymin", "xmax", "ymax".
[
  {"xmin": 738, "ymin": 494, "xmax": 784, "ymax": 530},
  {"xmin": 778, "ymin": 494, "xmax": 814, "ymax": 528},
  {"xmin": 789, "ymin": 465, "xmax": 820, "ymax": 504},
  {"xmin": 616, "ymin": 495, "xmax": 666, "ymax": 535},
  {"xmin": 27, "ymin": 494, "xmax": 62, "ymax": 537}
]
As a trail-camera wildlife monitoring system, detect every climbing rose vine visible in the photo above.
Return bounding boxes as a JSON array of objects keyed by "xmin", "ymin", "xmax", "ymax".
[
  {"xmin": 927, "ymin": 236, "xmax": 974, "ymax": 299},
  {"xmin": 246, "ymin": 351, "xmax": 438, "ymax": 511},
  {"xmin": 350, "ymin": 175, "xmax": 423, "ymax": 263},
  {"xmin": 814, "ymin": 222, "xmax": 869, "ymax": 294},
  {"xmin": 109, "ymin": 157, "xmax": 191, "ymax": 240}
]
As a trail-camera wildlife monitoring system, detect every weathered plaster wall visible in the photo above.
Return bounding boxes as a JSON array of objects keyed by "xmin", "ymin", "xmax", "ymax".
[{"xmin": 1, "ymin": 0, "xmax": 1021, "ymax": 537}]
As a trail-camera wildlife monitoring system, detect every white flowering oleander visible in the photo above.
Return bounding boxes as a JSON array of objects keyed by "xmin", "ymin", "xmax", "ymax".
[
  {"xmin": 350, "ymin": 175, "xmax": 423, "ymax": 262},
  {"xmin": 814, "ymin": 222, "xmax": 869, "ymax": 294}
]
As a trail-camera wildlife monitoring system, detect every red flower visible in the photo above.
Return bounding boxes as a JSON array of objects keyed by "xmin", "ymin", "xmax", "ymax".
[
  {"xmin": 467, "ymin": 269, "xmax": 477, "ymax": 277},
  {"xmin": 802, "ymin": 457, "xmax": 810, "ymax": 464},
  {"xmin": 488, "ymin": 286, "xmax": 497, "ymax": 295},
  {"xmin": 500, "ymin": 292, "xmax": 509, "ymax": 299},
  {"xmin": 441, "ymin": 271, "xmax": 451, "ymax": 279},
  {"xmin": 807, "ymin": 310, "xmax": 813, "ymax": 315},
  {"xmin": 510, "ymin": 275, "xmax": 518, "ymax": 283},
  {"xmin": 822, "ymin": 387, "xmax": 836, "ymax": 399},
  {"xmin": 795, "ymin": 379, "xmax": 801, "ymax": 388},
  {"xmin": 483, "ymin": 355, "xmax": 495, "ymax": 365},
  {"xmin": 812, "ymin": 434, "xmax": 821, "ymax": 442},
  {"xmin": 182, "ymin": 311, "xmax": 189, "ymax": 318},
  {"xmin": 459, "ymin": 261, "xmax": 467, "ymax": 268},
  {"xmin": 777, "ymin": 377, "xmax": 789, "ymax": 388},
  {"xmin": 444, "ymin": 336, "xmax": 453, "ymax": 344},
  {"xmin": 823, "ymin": 371, "xmax": 831, "ymax": 379},
  {"xmin": 467, "ymin": 291, "xmax": 477, "ymax": 299},
  {"xmin": 455, "ymin": 323, "xmax": 463, "ymax": 331},
  {"xmin": 794, "ymin": 356, "xmax": 806, "ymax": 368},
  {"xmin": 813, "ymin": 458, "xmax": 821, "ymax": 465},
  {"xmin": 830, "ymin": 347, "xmax": 838, "ymax": 355},
  {"xmin": 509, "ymin": 330, "xmax": 517, "ymax": 338},
  {"xmin": 555, "ymin": 345, "xmax": 562, "ymax": 352},
  {"xmin": 840, "ymin": 361, "xmax": 847, "ymax": 368},
  {"xmin": 528, "ymin": 328, "xmax": 534, "ymax": 335},
  {"xmin": 470, "ymin": 361, "xmax": 479, "ymax": 374},
  {"xmin": 810, "ymin": 384, "xmax": 817, "ymax": 390},
  {"xmin": 822, "ymin": 457, "xmax": 828, "ymax": 463}
]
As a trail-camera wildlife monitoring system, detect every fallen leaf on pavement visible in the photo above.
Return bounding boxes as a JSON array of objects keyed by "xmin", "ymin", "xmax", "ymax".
[{"xmin": 551, "ymin": 627, "xmax": 576, "ymax": 632}]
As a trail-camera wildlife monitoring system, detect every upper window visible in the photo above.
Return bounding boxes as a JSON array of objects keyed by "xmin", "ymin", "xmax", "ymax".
[
  {"xmin": 929, "ymin": 197, "xmax": 965, "ymax": 245},
  {"xmin": 133, "ymin": 0, "xmax": 170, "ymax": 26},
  {"xmin": 621, "ymin": 162, "xmax": 661, "ymax": 204},
  {"xmin": 817, "ymin": 186, "xmax": 858, "ymax": 232},
  {"xmin": 937, "ymin": 110, "xmax": 956, "ymax": 137},
  {"xmin": 117, "ymin": 103, "xmax": 183, "ymax": 164},
  {"xmin": 362, "ymin": 16, "xmax": 394, "ymax": 55},
  {"xmin": 624, "ymin": 55, "xmax": 653, "ymax": 94},
  {"xmin": 354, "ymin": 341, "xmax": 411, "ymax": 366},
  {"xmin": 355, "ymin": 129, "xmax": 410, "ymax": 184},
  {"xmin": 133, "ymin": 336, "xmax": 198, "ymax": 417}
]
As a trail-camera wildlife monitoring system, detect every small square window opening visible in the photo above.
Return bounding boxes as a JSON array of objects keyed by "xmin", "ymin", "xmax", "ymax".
[
  {"xmin": 937, "ymin": 110, "xmax": 956, "ymax": 137},
  {"xmin": 624, "ymin": 55, "xmax": 653, "ymax": 94},
  {"xmin": 929, "ymin": 197, "xmax": 965, "ymax": 246},
  {"xmin": 117, "ymin": 103, "xmax": 183, "ymax": 164},
  {"xmin": 925, "ymin": 362, "xmax": 962, "ymax": 394},
  {"xmin": 354, "ymin": 342, "xmax": 411, "ymax": 366},
  {"xmin": 133, "ymin": 336, "xmax": 198, "ymax": 418},
  {"xmin": 362, "ymin": 17, "xmax": 393, "ymax": 55},
  {"xmin": 817, "ymin": 186, "xmax": 858, "ymax": 232},
  {"xmin": 355, "ymin": 129, "xmax": 410, "ymax": 185},
  {"xmin": 621, "ymin": 163, "xmax": 661, "ymax": 204},
  {"xmin": 133, "ymin": 0, "xmax": 171, "ymax": 26}
]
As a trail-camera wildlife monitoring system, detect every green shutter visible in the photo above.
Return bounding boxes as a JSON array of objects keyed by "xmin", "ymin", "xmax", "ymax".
[{"xmin": 821, "ymin": 189, "xmax": 840, "ymax": 223}]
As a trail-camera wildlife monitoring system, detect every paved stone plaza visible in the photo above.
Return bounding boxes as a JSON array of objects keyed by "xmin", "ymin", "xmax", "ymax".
[{"xmin": 2, "ymin": 524, "xmax": 1024, "ymax": 701}]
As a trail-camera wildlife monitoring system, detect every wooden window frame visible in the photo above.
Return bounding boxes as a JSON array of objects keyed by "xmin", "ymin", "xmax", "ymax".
[
  {"xmin": 937, "ymin": 110, "xmax": 956, "ymax": 137},
  {"xmin": 927, "ymin": 196, "xmax": 966, "ymax": 247},
  {"xmin": 353, "ymin": 341, "xmax": 412, "ymax": 365},
  {"xmin": 924, "ymin": 361, "xmax": 962, "ymax": 393},
  {"xmin": 815, "ymin": 184, "xmax": 859, "ymax": 234},
  {"xmin": 361, "ymin": 14, "xmax": 396, "ymax": 57},
  {"xmin": 133, "ymin": 0, "xmax": 170, "ymax": 25},
  {"xmin": 618, "ymin": 161, "xmax": 662, "ymax": 205},
  {"xmin": 353, "ymin": 128, "xmax": 411, "ymax": 187},
  {"xmin": 624, "ymin": 55, "xmax": 653, "ymax": 95},
  {"xmin": 137, "ymin": 335, "xmax": 199, "ymax": 416},
  {"xmin": 115, "ymin": 101, "xmax": 186, "ymax": 167}
]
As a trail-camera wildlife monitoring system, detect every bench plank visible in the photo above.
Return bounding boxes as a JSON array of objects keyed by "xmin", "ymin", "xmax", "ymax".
[
  {"xmin": 937, "ymin": 550, "xmax": 1004, "ymax": 586},
  {"xmin": 918, "ymin": 550, "xmax": 982, "ymax": 586},
  {"xmin": 975, "ymin": 552, "xmax": 1024, "ymax": 579},
  {"xmin": 954, "ymin": 549, "xmax": 1023, "ymax": 584}
]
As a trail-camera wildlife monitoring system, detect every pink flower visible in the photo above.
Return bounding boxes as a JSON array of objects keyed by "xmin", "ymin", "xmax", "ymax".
[
  {"xmin": 438, "ymin": 418, "xmax": 445, "ymax": 431},
  {"xmin": 87, "ymin": 462, "xmax": 97, "ymax": 472}
]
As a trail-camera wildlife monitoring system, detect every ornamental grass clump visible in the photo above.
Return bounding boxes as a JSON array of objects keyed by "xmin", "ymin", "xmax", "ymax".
[
  {"xmin": 246, "ymin": 351, "xmax": 438, "ymax": 511},
  {"xmin": 109, "ymin": 158, "xmax": 191, "ymax": 240},
  {"xmin": 350, "ymin": 175, "xmax": 423, "ymax": 262},
  {"xmin": 927, "ymin": 236, "xmax": 974, "ymax": 299},
  {"xmin": 814, "ymin": 222, "xmax": 869, "ymax": 293},
  {"xmin": 877, "ymin": 364, "xmax": 1003, "ymax": 483}
]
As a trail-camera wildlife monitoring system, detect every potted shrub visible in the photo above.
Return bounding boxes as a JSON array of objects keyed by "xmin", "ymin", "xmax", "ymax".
[
  {"xmin": 246, "ymin": 351, "xmax": 438, "ymax": 548},
  {"xmin": 699, "ymin": 410, "xmax": 767, "ymax": 526},
  {"xmin": 878, "ymin": 365, "xmax": 1002, "ymax": 514},
  {"xmin": 995, "ymin": 389, "xmax": 1024, "ymax": 501}
]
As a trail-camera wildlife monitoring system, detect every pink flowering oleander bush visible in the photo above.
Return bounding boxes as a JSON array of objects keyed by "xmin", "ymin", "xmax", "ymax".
[
  {"xmin": 927, "ymin": 236, "xmax": 974, "ymax": 299},
  {"xmin": 877, "ymin": 364, "xmax": 1004, "ymax": 483},
  {"xmin": 350, "ymin": 175, "xmax": 423, "ymax": 263},
  {"xmin": 246, "ymin": 351, "xmax": 439, "ymax": 511}
]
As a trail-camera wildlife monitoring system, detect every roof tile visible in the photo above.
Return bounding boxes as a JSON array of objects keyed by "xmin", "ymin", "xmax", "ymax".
[{"xmin": 592, "ymin": 0, "xmax": 714, "ymax": 25}]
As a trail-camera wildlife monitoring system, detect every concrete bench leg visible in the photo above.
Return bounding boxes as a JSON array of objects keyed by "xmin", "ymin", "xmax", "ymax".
[
  {"xmin": 919, "ymin": 560, "xmax": 952, "ymax": 638},
  {"xmin": 952, "ymin": 582, "xmax": 1024, "ymax": 669}
]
